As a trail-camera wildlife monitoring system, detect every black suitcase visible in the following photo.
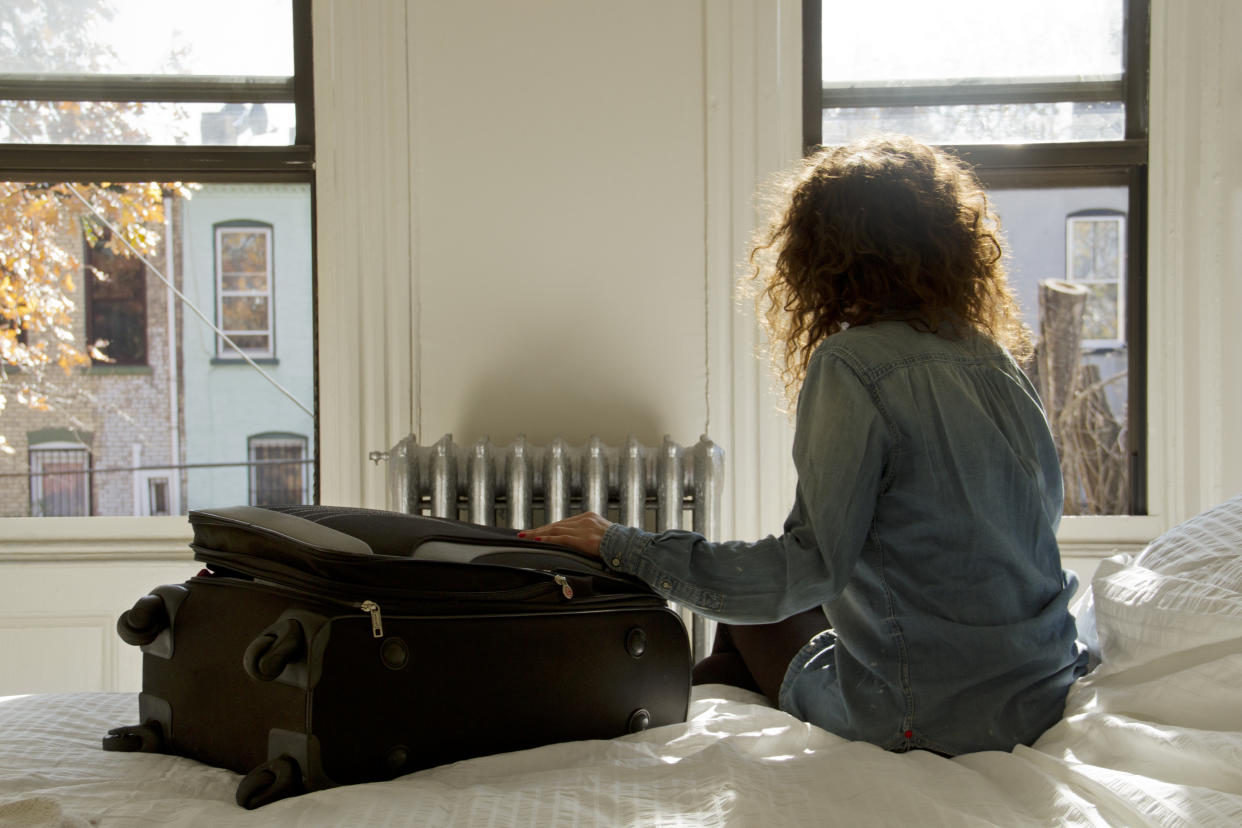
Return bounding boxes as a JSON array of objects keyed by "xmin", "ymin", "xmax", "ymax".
[{"xmin": 103, "ymin": 505, "xmax": 691, "ymax": 808}]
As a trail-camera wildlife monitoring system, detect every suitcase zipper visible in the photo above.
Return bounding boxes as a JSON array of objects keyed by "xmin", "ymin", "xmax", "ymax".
[
  {"xmin": 360, "ymin": 577, "xmax": 570, "ymax": 634},
  {"xmin": 360, "ymin": 600, "xmax": 384, "ymax": 637}
]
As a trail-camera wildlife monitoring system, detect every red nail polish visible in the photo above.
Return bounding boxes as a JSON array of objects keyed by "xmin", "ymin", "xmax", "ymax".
[{"xmin": 517, "ymin": 532, "xmax": 526, "ymax": 538}]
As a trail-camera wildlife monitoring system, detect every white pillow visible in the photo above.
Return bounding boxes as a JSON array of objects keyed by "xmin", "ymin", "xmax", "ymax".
[{"xmin": 1079, "ymin": 493, "xmax": 1242, "ymax": 674}]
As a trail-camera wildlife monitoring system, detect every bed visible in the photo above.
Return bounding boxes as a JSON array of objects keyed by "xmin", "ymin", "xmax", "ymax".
[{"xmin": 3, "ymin": 495, "xmax": 1242, "ymax": 828}]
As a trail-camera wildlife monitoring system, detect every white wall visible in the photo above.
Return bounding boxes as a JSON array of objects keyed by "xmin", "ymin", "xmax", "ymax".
[
  {"xmin": 411, "ymin": 2, "xmax": 708, "ymax": 448},
  {"xmin": 1147, "ymin": 0, "xmax": 1242, "ymax": 518},
  {"xmin": 2, "ymin": 0, "xmax": 1240, "ymax": 692},
  {"xmin": 314, "ymin": 0, "xmax": 802, "ymax": 537}
]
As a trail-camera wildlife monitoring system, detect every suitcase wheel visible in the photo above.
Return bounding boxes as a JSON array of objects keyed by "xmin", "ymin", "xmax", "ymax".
[
  {"xmin": 236, "ymin": 754, "xmax": 304, "ymax": 809},
  {"xmin": 102, "ymin": 721, "xmax": 164, "ymax": 753},
  {"xmin": 242, "ymin": 619, "xmax": 306, "ymax": 682},
  {"xmin": 116, "ymin": 594, "xmax": 170, "ymax": 646},
  {"xmin": 627, "ymin": 708, "xmax": 652, "ymax": 732}
]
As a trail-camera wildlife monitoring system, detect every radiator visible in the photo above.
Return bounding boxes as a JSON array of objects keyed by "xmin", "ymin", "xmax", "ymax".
[{"xmin": 383, "ymin": 433, "xmax": 724, "ymax": 660}]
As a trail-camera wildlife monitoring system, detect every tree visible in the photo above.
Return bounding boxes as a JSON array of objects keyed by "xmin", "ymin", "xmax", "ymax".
[
  {"xmin": 0, "ymin": 181, "xmax": 172, "ymax": 453},
  {"xmin": 0, "ymin": 0, "xmax": 183, "ymax": 453}
]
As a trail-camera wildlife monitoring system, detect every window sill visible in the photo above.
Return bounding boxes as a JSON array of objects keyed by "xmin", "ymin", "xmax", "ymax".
[
  {"xmin": 0, "ymin": 516, "xmax": 193, "ymax": 562},
  {"xmin": 1056, "ymin": 514, "xmax": 1164, "ymax": 558},
  {"xmin": 82, "ymin": 364, "xmax": 153, "ymax": 376}
]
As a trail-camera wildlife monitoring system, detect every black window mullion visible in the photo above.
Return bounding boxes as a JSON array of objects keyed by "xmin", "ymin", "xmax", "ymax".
[
  {"xmin": 0, "ymin": 145, "xmax": 313, "ymax": 182},
  {"xmin": 971, "ymin": 165, "xmax": 1133, "ymax": 191},
  {"xmin": 802, "ymin": 0, "xmax": 823, "ymax": 152},
  {"xmin": 949, "ymin": 141, "xmax": 1147, "ymax": 189},
  {"xmin": 292, "ymin": 0, "xmax": 316, "ymax": 147},
  {"xmin": 823, "ymin": 78, "xmax": 1125, "ymax": 110},
  {"xmin": 0, "ymin": 74, "xmax": 294, "ymax": 104},
  {"xmin": 1123, "ymin": 0, "xmax": 1151, "ymax": 140}
]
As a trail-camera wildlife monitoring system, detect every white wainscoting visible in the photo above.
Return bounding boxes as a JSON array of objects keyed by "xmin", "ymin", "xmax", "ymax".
[{"xmin": 0, "ymin": 560, "xmax": 196, "ymax": 694}]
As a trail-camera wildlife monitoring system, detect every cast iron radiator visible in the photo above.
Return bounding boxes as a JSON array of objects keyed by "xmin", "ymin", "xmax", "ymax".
[{"xmin": 382, "ymin": 433, "xmax": 724, "ymax": 660}]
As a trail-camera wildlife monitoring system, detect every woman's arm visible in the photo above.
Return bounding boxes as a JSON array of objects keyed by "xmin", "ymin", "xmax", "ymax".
[{"xmin": 530, "ymin": 348, "xmax": 890, "ymax": 624}]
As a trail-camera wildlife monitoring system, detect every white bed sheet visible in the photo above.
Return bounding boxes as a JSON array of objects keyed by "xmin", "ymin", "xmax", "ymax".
[{"xmin": 3, "ymin": 494, "xmax": 1242, "ymax": 827}]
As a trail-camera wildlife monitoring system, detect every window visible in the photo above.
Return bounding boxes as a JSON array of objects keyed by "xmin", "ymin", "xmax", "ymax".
[
  {"xmin": 134, "ymin": 472, "xmax": 174, "ymax": 516},
  {"xmin": 0, "ymin": 0, "xmax": 317, "ymax": 517},
  {"xmin": 804, "ymin": 0, "xmax": 1149, "ymax": 515},
  {"xmin": 1066, "ymin": 211, "xmax": 1126, "ymax": 348},
  {"xmin": 215, "ymin": 222, "xmax": 274, "ymax": 359},
  {"xmin": 29, "ymin": 441, "xmax": 92, "ymax": 517},
  {"xmin": 248, "ymin": 433, "xmax": 309, "ymax": 507},
  {"xmin": 85, "ymin": 222, "xmax": 147, "ymax": 365}
]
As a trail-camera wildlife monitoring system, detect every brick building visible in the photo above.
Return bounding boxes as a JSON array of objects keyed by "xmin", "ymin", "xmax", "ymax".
[{"xmin": 0, "ymin": 199, "xmax": 181, "ymax": 518}]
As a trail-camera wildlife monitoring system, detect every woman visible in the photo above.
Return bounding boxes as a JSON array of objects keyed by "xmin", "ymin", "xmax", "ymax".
[{"xmin": 525, "ymin": 135, "xmax": 1088, "ymax": 756}]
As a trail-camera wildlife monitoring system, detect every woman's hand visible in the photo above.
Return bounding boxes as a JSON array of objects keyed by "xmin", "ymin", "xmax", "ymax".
[{"xmin": 521, "ymin": 511, "xmax": 613, "ymax": 559}]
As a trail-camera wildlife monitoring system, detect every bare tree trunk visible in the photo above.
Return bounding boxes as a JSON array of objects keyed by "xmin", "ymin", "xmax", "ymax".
[{"xmin": 1035, "ymin": 280, "xmax": 1089, "ymax": 512}]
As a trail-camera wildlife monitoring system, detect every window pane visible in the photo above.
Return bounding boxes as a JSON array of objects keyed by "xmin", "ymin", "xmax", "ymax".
[
  {"xmin": 1081, "ymin": 283, "xmax": 1120, "ymax": 341},
  {"xmin": 822, "ymin": 101, "xmax": 1124, "ymax": 146},
  {"xmin": 221, "ymin": 296, "xmax": 269, "ymax": 333},
  {"xmin": 0, "ymin": 101, "xmax": 298, "ymax": 147},
  {"xmin": 147, "ymin": 477, "xmax": 170, "ymax": 516},
  {"xmin": 1069, "ymin": 219, "xmax": 1122, "ymax": 282},
  {"xmin": 221, "ymin": 334, "xmax": 271, "ymax": 352},
  {"xmin": 822, "ymin": 0, "xmax": 1124, "ymax": 85},
  {"xmin": 989, "ymin": 186, "xmax": 1130, "ymax": 515},
  {"xmin": 220, "ymin": 231, "xmax": 270, "ymax": 276},
  {"xmin": 85, "ymin": 228, "xmax": 148, "ymax": 364},
  {"xmin": 0, "ymin": 181, "xmax": 314, "ymax": 516},
  {"xmin": 0, "ymin": 0, "xmax": 293, "ymax": 77},
  {"xmin": 221, "ymin": 274, "xmax": 271, "ymax": 292}
]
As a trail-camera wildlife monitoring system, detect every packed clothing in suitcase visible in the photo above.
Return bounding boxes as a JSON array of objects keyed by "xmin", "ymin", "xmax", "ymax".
[{"xmin": 104, "ymin": 505, "xmax": 691, "ymax": 808}]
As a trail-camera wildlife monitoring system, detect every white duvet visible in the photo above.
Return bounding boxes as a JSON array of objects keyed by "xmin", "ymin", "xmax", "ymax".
[{"xmin": 3, "ymin": 495, "xmax": 1242, "ymax": 827}]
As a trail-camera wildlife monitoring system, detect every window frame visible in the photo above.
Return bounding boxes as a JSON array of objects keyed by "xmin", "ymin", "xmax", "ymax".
[
  {"xmin": 0, "ymin": 2, "xmax": 315, "ymax": 181},
  {"xmin": 214, "ymin": 221, "xmax": 276, "ymax": 360},
  {"xmin": 0, "ymin": 0, "xmax": 318, "ymax": 534},
  {"xmin": 802, "ymin": 0, "xmax": 1150, "ymax": 514}
]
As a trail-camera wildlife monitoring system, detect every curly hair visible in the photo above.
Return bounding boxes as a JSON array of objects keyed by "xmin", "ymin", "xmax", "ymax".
[{"xmin": 747, "ymin": 135, "xmax": 1032, "ymax": 406}]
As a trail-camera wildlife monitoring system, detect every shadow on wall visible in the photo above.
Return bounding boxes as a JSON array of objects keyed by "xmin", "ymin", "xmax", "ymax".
[{"xmin": 447, "ymin": 340, "xmax": 671, "ymax": 448}]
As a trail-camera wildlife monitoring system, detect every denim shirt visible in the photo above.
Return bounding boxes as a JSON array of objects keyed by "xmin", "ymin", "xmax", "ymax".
[{"xmin": 600, "ymin": 321, "xmax": 1089, "ymax": 756}]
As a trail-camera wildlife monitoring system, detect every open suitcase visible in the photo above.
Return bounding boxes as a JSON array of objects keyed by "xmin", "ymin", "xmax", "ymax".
[{"xmin": 103, "ymin": 505, "xmax": 691, "ymax": 808}]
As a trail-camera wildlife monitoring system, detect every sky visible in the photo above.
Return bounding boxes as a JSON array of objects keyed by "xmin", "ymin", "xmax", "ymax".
[
  {"xmin": 97, "ymin": 0, "xmax": 293, "ymax": 76},
  {"xmin": 822, "ymin": 0, "xmax": 1124, "ymax": 84}
]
